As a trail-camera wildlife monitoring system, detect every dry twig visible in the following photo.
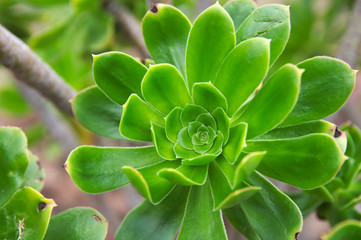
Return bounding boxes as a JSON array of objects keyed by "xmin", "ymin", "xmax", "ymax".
[{"xmin": 0, "ymin": 24, "xmax": 75, "ymax": 116}]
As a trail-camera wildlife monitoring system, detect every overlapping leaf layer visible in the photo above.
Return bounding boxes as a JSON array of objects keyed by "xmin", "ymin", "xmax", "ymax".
[{"xmin": 67, "ymin": 1, "xmax": 356, "ymax": 239}]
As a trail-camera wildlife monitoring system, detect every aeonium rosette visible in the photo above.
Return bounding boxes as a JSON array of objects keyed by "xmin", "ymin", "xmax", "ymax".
[{"xmin": 65, "ymin": 1, "xmax": 356, "ymax": 239}]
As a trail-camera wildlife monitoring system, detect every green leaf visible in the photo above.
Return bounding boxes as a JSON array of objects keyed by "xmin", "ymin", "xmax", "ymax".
[
  {"xmin": 123, "ymin": 160, "xmax": 180, "ymax": 204},
  {"xmin": 120, "ymin": 94, "xmax": 164, "ymax": 142},
  {"xmin": 222, "ymin": 122, "xmax": 247, "ymax": 164},
  {"xmin": 186, "ymin": 3, "xmax": 235, "ymax": 88},
  {"xmin": 44, "ymin": 207, "xmax": 107, "ymax": 240},
  {"xmin": 255, "ymin": 120, "xmax": 336, "ymax": 140},
  {"xmin": 72, "ymin": 86, "xmax": 129, "ymax": 141},
  {"xmin": 282, "ymin": 57, "xmax": 356, "ymax": 126},
  {"xmin": 233, "ymin": 151, "xmax": 266, "ymax": 188},
  {"xmin": 158, "ymin": 164, "xmax": 208, "ymax": 185},
  {"xmin": 143, "ymin": 4, "xmax": 191, "ymax": 78},
  {"xmin": 151, "ymin": 123, "xmax": 177, "ymax": 160},
  {"xmin": 178, "ymin": 127, "xmax": 193, "ymax": 150},
  {"xmin": 182, "ymin": 154, "xmax": 218, "ymax": 166},
  {"xmin": 142, "ymin": 64, "xmax": 191, "ymax": 115},
  {"xmin": 65, "ymin": 146, "xmax": 164, "ymax": 193},
  {"xmin": 209, "ymin": 162, "xmax": 260, "ymax": 210},
  {"xmin": 0, "ymin": 127, "xmax": 28, "ymax": 207},
  {"xmin": 115, "ymin": 186, "xmax": 189, "ymax": 240},
  {"xmin": 192, "ymin": 82, "xmax": 228, "ymax": 113},
  {"xmin": 93, "ymin": 52, "xmax": 147, "ymax": 105},
  {"xmin": 20, "ymin": 152, "xmax": 45, "ymax": 192},
  {"xmin": 245, "ymin": 134, "xmax": 347, "ymax": 189},
  {"xmin": 239, "ymin": 64, "xmax": 302, "ymax": 139},
  {"xmin": 224, "ymin": 0, "xmax": 257, "ymax": 30},
  {"xmin": 0, "ymin": 187, "xmax": 55, "ymax": 240},
  {"xmin": 212, "ymin": 107, "xmax": 230, "ymax": 143},
  {"xmin": 180, "ymin": 104, "xmax": 207, "ymax": 126},
  {"xmin": 214, "ymin": 37, "xmax": 270, "ymax": 116},
  {"xmin": 241, "ymin": 172, "xmax": 302, "ymax": 240},
  {"xmin": 236, "ymin": 4, "xmax": 290, "ymax": 65},
  {"xmin": 178, "ymin": 181, "xmax": 227, "ymax": 240},
  {"xmin": 196, "ymin": 113, "xmax": 217, "ymax": 130},
  {"xmin": 224, "ymin": 205, "xmax": 261, "ymax": 240},
  {"xmin": 322, "ymin": 220, "xmax": 361, "ymax": 240},
  {"xmin": 165, "ymin": 107, "xmax": 183, "ymax": 143}
]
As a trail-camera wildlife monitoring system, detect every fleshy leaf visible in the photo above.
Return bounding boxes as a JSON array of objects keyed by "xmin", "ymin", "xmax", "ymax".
[
  {"xmin": 20, "ymin": 152, "xmax": 45, "ymax": 191},
  {"xmin": 165, "ymin": 107, "xmax": 183, "ymax": 143},
  {"xmin": 120, "ymin": 94, "xmax": 164, "ymax": 142},
  {"xmin": 230, "ymin": 172, "xmax": 302, "ymax": 240},
  {"xmin": 209, "ymin": 162, "xmax": 260, "ymax": 210},
  {"xmin": 192, "ymin": 82, "xmax": 228, "ymax": 113},
  {"xmin": 142, "ymin": 4, "xmax": 191, "ymax": 78},
  {"xmin": 186, "ymin": 3, "xmax": 235, "ymax": 89},
  {"xmin": 72, "ymin": 86, "xmax": 129, "ymax": 141},
  {"xmin": 214, "ymin": 37, "xmax": 270, "ymax": 116},
  {"xmin": 196, "ymin": 113, "xmax": 217, "ymax": 130},
  {"xmin": 44, "ymin": 207, "xmax": 107, "ymax": 240},
  {"xmin": 178, "ymin": 127, "xmax": 193, "ymax": 150},
  {"xmin": 254, "ymin": 120, "xmax": 336, "ymax": 140},
  {"xmin": 115, "ymin": 186, "xmax": 189, "ymax": 240},
  {"xmin": 322, "ymin": 220, "xmax": 361, "ymax": 240},
  {"xmin": 141, "ymin": 64, "xmax": 191, "ymax": 115},
  {"xmin": 233, "ymin": 151, "xmax": 266, "ymax": 188},
  {"xmin": 0, "ymin": 127, "xmax": 28, "ymax": 207},
  {"xmin": 224, "ymin": 0, "xmax": 257, "ymax": 30},
  {"xmin": 205, "ymin": 130, "xmax": 224, "ymax": 155},
  {"xmin": 212, "ymin": 107, "xmax": 230, "ymax": 143},
  {"xmin": 123, "ymin": 160, "xmax": 180, "ymax": 204},
  {"xmin": 158, "ymin": 164, "xmax": 208, "ymax": 185},
  {"xmin": 65, "ymin": 146, "xmax": 164, "ymax": 193},
  {"xmin": 174, "ymin": 143, "xmax": 199, "ymax": 159},
  {"xmin": 282, "ymin": 57, "xmax": 356, "ymax": 126},
  {"xmin": 245, "ymin": 134, "xmax": 347, "ymax": 189},
  {"xmin": 151, "ymin": 123, "xmax": 177, "ymax": 160},
  {"xmin": 178, "ymin": 181, "xmax": 227, "ymax": 240},
  {"xmin": 0, "ymin": 187, "xmax": 55, "ymax": 240},
  {"xmin": 93, "ymin": 52, "xmax": 147, "ymax": 105},
  {"xmin": 181, "ymin": 104, "xmax": 207, "ymax": 126},
  {"xmin": 238, "ymin": 64, "xmax": 302, "ymax": 139},
  {"xmin": 236, "ymin": 4, "xmax": 290, "ymax": 65},
  {"xmin": 222, "ymin": 122, "xmax": 247, "ymax": 164},
  {"xmin": 182, "ymin": 154, "xmax": 218, "ymax": 166}
]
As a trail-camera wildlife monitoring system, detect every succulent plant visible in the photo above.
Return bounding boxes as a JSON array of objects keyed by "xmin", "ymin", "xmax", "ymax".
[{"xmin": 67, "ymin": 1, "xmax": 356, "ymax": 239}]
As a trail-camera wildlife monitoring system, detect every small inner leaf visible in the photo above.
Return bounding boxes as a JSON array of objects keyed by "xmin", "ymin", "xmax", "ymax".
[
  {"xmin": 196, "ymin": 113, "xmax": 217, "ymax": 129},
  {"xmin": 194, "ymin": 142, "xmax": 213, "ymax": 155},
  {"xmin": 212, "ymin": 107, "xmax": 230, "ymax": 143},
  {"xmin": 181, "ymin": 104, "xmax": 207, "ymax": 126},
  {"xmin": 178, "ymin": 127, "xmax": 194, "ymax": 150},
  {"xmin": 188, "ymin": 121, "xmax": 203, "ymax": 137},
  {"xmin": 151, "ymin": 123, "xmax": 177, "ymax": 160},
  {"xmin": 165, "ymin": 107, "xmax": 183, "ymax": 143}
]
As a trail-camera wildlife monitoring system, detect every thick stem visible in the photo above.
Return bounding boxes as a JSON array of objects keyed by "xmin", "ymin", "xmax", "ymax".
[{"xmin": 0, "ymin": 24, "xmax": 75, "ymax": 116}]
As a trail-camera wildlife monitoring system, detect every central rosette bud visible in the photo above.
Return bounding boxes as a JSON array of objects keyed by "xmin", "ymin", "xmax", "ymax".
[
  {"xmin": 157, "ymin": 96, "xmax": 232, "ymax": 166},
  {"xmin": 173, "ymin": 107, "xmax": 225, "ymax": 164}
]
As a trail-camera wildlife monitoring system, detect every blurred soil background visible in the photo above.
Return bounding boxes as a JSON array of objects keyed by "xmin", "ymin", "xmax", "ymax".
[{"xmin": 1, "ymin": 0, "xmax": 361, "ymax": 239}]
